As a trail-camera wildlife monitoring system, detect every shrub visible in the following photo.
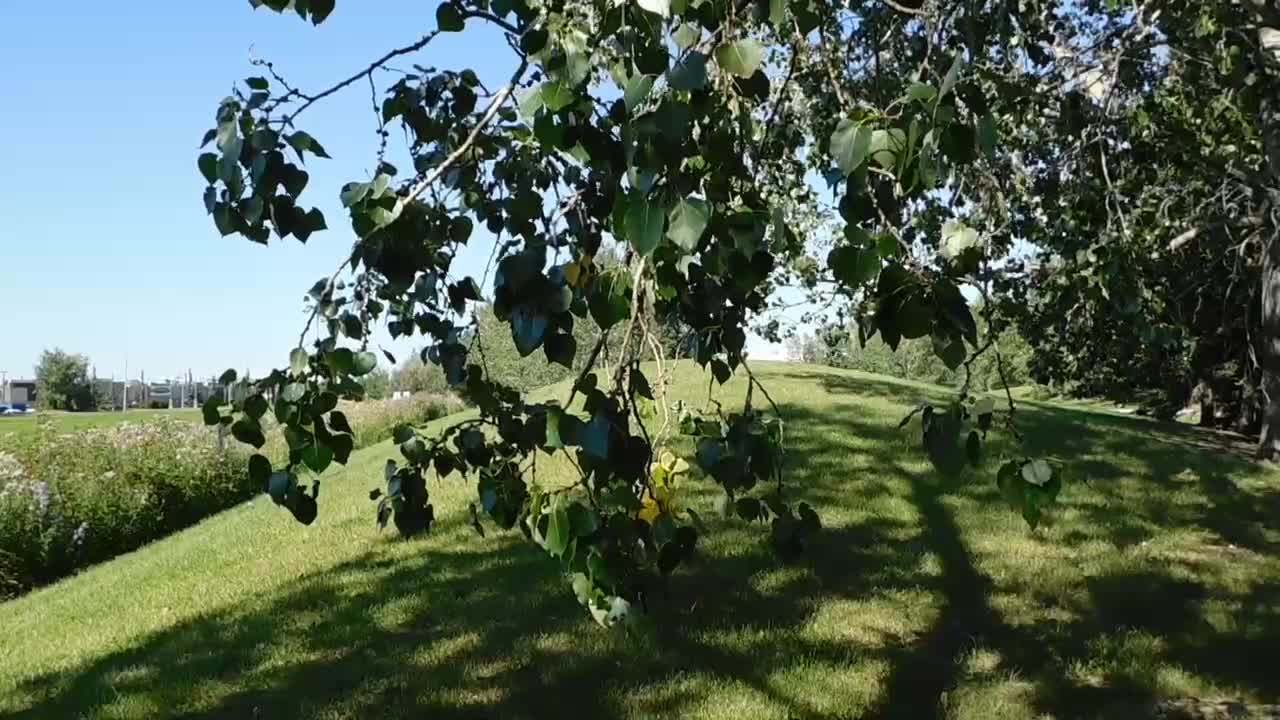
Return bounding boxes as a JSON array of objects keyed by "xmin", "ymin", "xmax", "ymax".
[
  {"xmin": 0, "ymin": 420, "xmax": 249, "ymax": 596},
  {"xmin": 0, "ymin": 393, "xmax": 467, "ymax": 598}
]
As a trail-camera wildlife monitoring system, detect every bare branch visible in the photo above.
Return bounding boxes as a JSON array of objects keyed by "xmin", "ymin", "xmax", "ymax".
[
  {"xmin": 275, "ymin": 31, "xmax": 442, "ymax": 126},
  {"xmin": 882, "ymin": 0, "xmax": 927, "ymax": 16}
]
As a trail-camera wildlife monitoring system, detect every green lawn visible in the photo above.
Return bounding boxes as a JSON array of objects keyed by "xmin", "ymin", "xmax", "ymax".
[
  {"xmin": 0, "ymin": 408, "xmax": 201, "ymax": 444},
  {"xmin": 1, "ymin": 362, "xmax": 1277, "ymax": 719}
]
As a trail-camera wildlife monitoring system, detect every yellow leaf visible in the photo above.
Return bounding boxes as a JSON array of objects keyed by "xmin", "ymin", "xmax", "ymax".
[
  {"xmin": 637, "ymin": 491, "xmax": 660, "ymax": 524},
  {"xmin": 565, "ymin": 255, "xmax": 595, "ymax": 289}
]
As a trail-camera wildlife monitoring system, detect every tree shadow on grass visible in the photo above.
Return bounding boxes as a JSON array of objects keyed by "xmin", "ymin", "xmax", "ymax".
[{"xmin": 8, "ymin": 368, "xmax": 1280, "ymax": 719}]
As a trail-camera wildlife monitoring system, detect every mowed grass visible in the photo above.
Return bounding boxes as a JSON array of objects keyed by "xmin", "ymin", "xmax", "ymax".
[
  {"xmin": 1, "ymin": 362, "xmax": 1277, "ymax": 719},
  {"xmin": 0, "ymin": 408, "xmax": 201, "ymax": 444}
]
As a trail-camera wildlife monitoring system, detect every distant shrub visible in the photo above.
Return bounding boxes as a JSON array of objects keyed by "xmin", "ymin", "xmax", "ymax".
[
  {"xmin": 0, "ymin": 420, "xmax": 248, "ymax": 596},
  {"xmin": 0, "ymin": 393, "xmax": 466, "ymax": 598}
]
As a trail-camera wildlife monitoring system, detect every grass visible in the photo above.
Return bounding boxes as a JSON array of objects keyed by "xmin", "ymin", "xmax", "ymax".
[
  {"xmin": 1, "ymin": 361, "xmax": 1277, "ymax": 719},
  {"xmin": 0, "ymin": 408, "xmax": 201, "ymax": 444}
]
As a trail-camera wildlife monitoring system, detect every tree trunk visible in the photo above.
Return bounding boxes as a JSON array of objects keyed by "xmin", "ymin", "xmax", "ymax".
[
  {"xmin": 1255, "ymin": 22, "xmax": 1280, "ymax": 459},
  {"xmin": 1259, "ymin": 235, "xmax": 1280, "ymax": 458},
  {"xmin": 1198, "ymin": 383, "xmax": 1216, "ymax": 428}
]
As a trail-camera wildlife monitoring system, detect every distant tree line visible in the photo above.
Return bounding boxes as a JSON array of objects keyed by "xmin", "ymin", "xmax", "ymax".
[{"xmin": 788, "ymin": 313, "xmax": 1032, "ymax": 393}]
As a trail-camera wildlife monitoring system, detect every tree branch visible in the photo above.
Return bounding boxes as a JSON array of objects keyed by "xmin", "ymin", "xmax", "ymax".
[
  {"xmin": 276, "ymin": 31, "xmax": 442, "ymax": 126},
  {"xmin": 882, "ymin": 0, "xmax": 927, "ymax": 16}
]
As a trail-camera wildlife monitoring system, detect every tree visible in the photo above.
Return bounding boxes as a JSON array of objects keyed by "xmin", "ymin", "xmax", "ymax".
[
  {"xmin": 34, "ymin": 349, "xmax": 95, "ymax": 412},
  {"xmin": 985, "ymin": 2, "xmax": 1280, "ymax": 451},
  {"xmin": 191, "ymin": 0, "xmax": 1145, "ymax": 626},
  {"xmin": 394, "ymin": 355, "xmax": 451, "ymax": 395},
  {"xmin": 361, "ymin": 368, "xmax": 393, "ymax": 400}
]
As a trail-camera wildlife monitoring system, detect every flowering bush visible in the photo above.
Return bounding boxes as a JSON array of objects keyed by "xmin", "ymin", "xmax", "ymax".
[
  {"xmin": 0, "ymin": 393, "xmax": 465, "ymax": 598},
  {"xmin": 0, "ymin": 420, "xmax": 247, "ymax": 596}
]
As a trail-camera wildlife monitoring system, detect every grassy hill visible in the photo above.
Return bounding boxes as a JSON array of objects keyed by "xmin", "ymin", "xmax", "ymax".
[{"xmin": 1, "ymin": 361, "xmax": 1277, "ymax": 719}]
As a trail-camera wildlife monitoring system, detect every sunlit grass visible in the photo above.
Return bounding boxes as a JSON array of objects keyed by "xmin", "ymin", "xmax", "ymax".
[
  {"xmin": 0, "ymin": 408, "xmax": 202, "ymax": 444},
  {"xmin": 1, "ymin": 361, "xmax": 1276, "ymax": 719}
]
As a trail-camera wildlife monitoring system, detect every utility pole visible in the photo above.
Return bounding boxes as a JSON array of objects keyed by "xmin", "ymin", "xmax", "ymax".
[{"xmin": 1, "ymin": 370, "xmax": 7, "ymax": 405}]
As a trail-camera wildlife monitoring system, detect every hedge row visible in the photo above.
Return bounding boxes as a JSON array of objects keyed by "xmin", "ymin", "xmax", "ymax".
[{"xmin": 0, "ymin": 393, "xmax": 464, "ymax": 598}]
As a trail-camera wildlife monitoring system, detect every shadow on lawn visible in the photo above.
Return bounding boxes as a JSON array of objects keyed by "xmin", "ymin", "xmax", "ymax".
[{"xmin": 9, "ymin": 369, "xmax": 1280, "ymax": 719}]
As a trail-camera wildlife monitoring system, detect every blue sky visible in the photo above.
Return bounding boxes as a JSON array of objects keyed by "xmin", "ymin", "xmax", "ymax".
[
  {"xmin": 0, "ymin": 1, "xmax": 788, "ymax": 383},
  {"xmin": 0, "ymin": 2, "xmax": 506, "ymax": 382}
]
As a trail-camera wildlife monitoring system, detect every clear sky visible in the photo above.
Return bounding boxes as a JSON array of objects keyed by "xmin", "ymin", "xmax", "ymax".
[{"xmin": 0, "ymin": 1, "xmax": 787, "ymax": 384}]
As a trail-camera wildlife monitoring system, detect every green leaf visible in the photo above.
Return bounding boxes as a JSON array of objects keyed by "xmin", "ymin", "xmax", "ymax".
[
  {"xmin": 219, "ymin": 369, "xmax": 238, "ymax": 385},
  {"xmin": 340, "ymin": 181, "xmax": 370, "ymax": 207},
  {"xmin": 932, "ymin": 334, "xmax": 966, "ymax": 371},
  {"xmin": 352, "ymin": 351, "xmax": 378, "ymax": 376},
  {"xmin": 198, "ymin": 153, "xmax": 219, "ymax": 184},
  {"xmin": 517, "ymin": 86, "xmax": 545, "ymax": 118},
  {"xmin": 436, "ymin": 2, "xmax": 465, "ymax": 31},
  {"xmin": 589, "ymin": 268, "xmax": 632, "ymax": 330},
  {"xmin": 285, "ymin": 131, "xmax": 330, "ymax": 161},
  {"xmin": 244, "ymin": 393, "xmax": 269, "ymax": 420},
  {"xmin": 520, "ymin": 28, "xmax": 548, "ymax": 54},
  {"xmin": 668, "ymin": 52, "xmax": 708, "ymax": 91},
  {"xmin": 301, "ymin": 442, "xmax": 334, "ymax": 474},
  {"xmin": 769, "ymin": 0, "xmax": 787, "ymax": 30},
  {"xmin": 567, "ymin": 502, "xmax": 599, "ymax": 537},
  {"xmin": 941, "ymin": 220, "xmax": 981, "ymax": 261},
  {"xmin": 201, "ymin": 396, "xmax": 222, "ymax": 426},
  {"xmin": 939, "ymin": 52, "xmax": 963, "ymax": 99},
  {"xmin": 545, "ymin": 332, "xmax": 577, "ymax": 368},
  {"xmin": 667, "ymin": 197, "xmax": 710, "ymax": 252},
  {"xmin": 544, "ymin": 407, "xmax": 565, "ymax": 449},
  {"xmin": 735, "ymin": 496, "xmax": 762, "ymax": 522},
  {"xmin": 897, "ymin": 292, "xmax": 933, "ymax": 339},
  {"xmin": 905, "ymin": 82, "xmax": 937, "ymax": 103},
  {"xmin": 580, "ymin": 412, "xmax": 611, "ymax": 459},
  {"xmin": 267, "ymin": 471, "xmax": 293, "ymax": 505},
  {"xmin": 248, "ymin": 454, "xmax": 272, "ymax": 485},
  {"xmin": 329, "ymin": 410, "xmax": 354, "ymax": 435},
  {"xmin": 282, "ymin": 383, "xmax": 306, "ymax": 402},
  {"xmin": 290, "ymin": 347, "xmax": 308, "ymax": 374},
  {"xmin": 715, "ymin": 40, "xmax": 764, "ymax": 78},
  {"xmin": 830, "ymin": 120, "xmax": 873, "ymax": 176},
  {"xmin": 511, "ymin": 305, "xmax": 549, "ymax": 356},
  {"xmin": 231, "ymin": 418, "xmax": 266, "ymax": 449},
  {"xmin": 309, "ymin": 0, "xmax": 335, "ymax": 23},
  {"xmin": 540, "ymin": 81, "xmax": 576, "ymax": 112},
  {"xmin": 828, "ymin": 245, "xmax": 880, "ymax": 287},
  {"xmin": 673, "ymin": 23, "xmax": 700, "ymax": 50},
  {"xmin": 623, "ymin": 74, "xmax": 654, "ymax": 113},
  {"xmin": 869, "ymin": 128, "xmax": 908, "ymax": 169},
  {"xmin": 978, "ymin": 113, "xmax": 998, "ymax": 157},
  {"xmin": 625, "ymin": 192, "xmax": 666, "ymax": 257},
  {"xmin": 635, "ymin": 0, "xmax": 670, "ymax": 17},
  {"xmin": 245, "ymin": 76, "xmax": 269, "ymax": 91},
  {"xmin": 546, "ymin": 503, "xmax": 571, "ymax": 556}
]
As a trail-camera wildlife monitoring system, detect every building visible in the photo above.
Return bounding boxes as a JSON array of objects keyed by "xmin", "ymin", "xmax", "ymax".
[{"xmin": 1, "ymin": 379, "xmax": 37, "ymax": 407}]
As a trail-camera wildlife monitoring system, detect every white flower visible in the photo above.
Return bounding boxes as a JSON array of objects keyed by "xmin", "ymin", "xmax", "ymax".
[{"xmin": 1021, "ymin": 459, "xmax": 1053, "ymax": 486}]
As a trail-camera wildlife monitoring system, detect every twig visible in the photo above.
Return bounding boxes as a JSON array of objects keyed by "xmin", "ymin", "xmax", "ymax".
[
  {"xmin": 565, "ymin": 334, "xmax": 609, "ymax": 408},
  {"xmin": 741, "ymin": 357, "xmax": 783, "ymax": 420},
  {"xmin": 276, "ymin": 31, "xmax": 442, "ymax": 126},
  {"xmin": 811, "ymin": 20, "xmax": 852, "ymax": 109},
  {"xmin": 297, "ymin": 255, "xmax": 353, "ymax": 348}
]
